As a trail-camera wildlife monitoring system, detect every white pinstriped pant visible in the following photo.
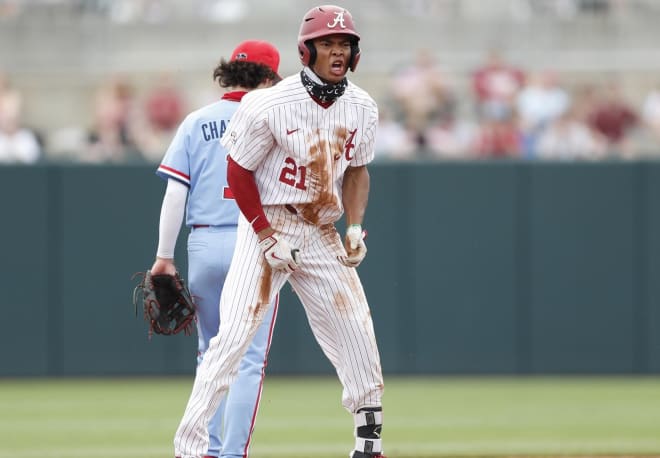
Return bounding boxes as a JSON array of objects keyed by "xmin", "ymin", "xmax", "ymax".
[{"xmin": 174, "ymin": 205, "xmax": 384, "ymax": 458}]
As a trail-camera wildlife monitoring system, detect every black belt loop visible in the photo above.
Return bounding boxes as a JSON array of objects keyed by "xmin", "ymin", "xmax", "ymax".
[{"xmin": 285, "ymin": 204, "xmax": 297, "ymax": 215}]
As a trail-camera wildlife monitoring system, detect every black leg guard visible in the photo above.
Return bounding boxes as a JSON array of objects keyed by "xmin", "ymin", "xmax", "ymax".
[
  {"xmin": 351, "ymin": 407, "xmax": 384, "ymax": 457},
  {"xmin": 357, "ymin": 406, "xmax": 382, "ymax": 439}
]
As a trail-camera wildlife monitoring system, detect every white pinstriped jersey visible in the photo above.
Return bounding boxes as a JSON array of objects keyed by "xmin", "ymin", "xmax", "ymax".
[
  {"xmin": 174, "ymin": 75, "xmax": 386, "ymax": 458},
  {"xmin": 221, "ymin": 73, "xmax": 378, "ymax": 226}
]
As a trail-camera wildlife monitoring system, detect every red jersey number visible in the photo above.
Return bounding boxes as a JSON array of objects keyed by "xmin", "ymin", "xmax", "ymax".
[
  {"xmin": 223, "ymin": 154, "xmax": 234, "ymax": 199},
  {"xmin": 279, "ymin": 157, "xmax": 308, "ymax": 190}
]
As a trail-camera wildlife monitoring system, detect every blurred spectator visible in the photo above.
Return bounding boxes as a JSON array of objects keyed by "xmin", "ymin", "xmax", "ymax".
[
  {"xmin": 472, "ymin": 110, "xmax": 523, "ymax": 159},
  {"xmin": 641, "ymin": 82, "xmax": 660, "ymax": 145},
  {"xmin": 133, "ymin": 72, "xmax": 186, "ymax": 162},
  {"xmin": 472, "ymin": 47, "xmax": 526, "ymax": 123},
  {"xmin": 390, "ymin": 48, "xmax": 455, "ymax": 149},
  {"xmin": 144, "ymin": 72, "xmax": 184, "ymax": 130},
  {"xmin": 425, "ymin": 110, "xmax": 479, "ymax": 160},
  {"xmin": 570, "ymin": 83, "xmax": 598, "ymax": 122},
  {"xmin": 0, "ymin": 0, "xmax": 20, "ymax": 19},
  {"xmin": 535, "ymin": 103, "xmax": 607, "ymax": 160},
  {"xmin": 0, "ymin": 73, "xmax": 20, "ymax": 120},
  {"xmin": 83, "ymin": 76, "xmax": 140, "ymax": 163},
  {"xmin": 516, "ymin": 69, "xmax": 571, "ymax": 158},
  {"xmin": 374, "ymin": 106, "xmax": 418, "ymax": 161},
  {"xmin": 586, "ymin": 81, "xmax": 639, "ymax": 158},
  {"xmin": 0, "ymin": 75, "xmax": 41, "ymax": 164},
  {"xmin": 46, "ymin": 123, "xmax": 87, "ymax": 161}
]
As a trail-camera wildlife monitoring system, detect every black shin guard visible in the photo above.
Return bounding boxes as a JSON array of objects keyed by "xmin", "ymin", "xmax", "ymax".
[{"xmin": 352, "ymin": 407, "xmax": 383, "ymax": 457}]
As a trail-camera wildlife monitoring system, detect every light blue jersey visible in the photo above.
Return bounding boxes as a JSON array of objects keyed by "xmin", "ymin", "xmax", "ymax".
[
  {"xmin": 156, "ymin": 92, "xmax": 278, "ymax": 458},
  {"xmin": 157, "ymin": 94, "xmax": 239, "ymax": 228}
]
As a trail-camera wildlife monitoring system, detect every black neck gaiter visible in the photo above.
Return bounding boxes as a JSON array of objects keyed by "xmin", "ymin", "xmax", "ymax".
[{"xmin": 300, "ymin": 69, "xmax": 348, "ymax": 104}]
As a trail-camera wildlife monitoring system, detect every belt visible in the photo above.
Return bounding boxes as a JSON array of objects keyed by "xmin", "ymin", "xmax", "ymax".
[
  {"xmin": 192, "ymin": 224, "xmax": 210, "ymax": 228},
  {"xmin": 285, "ymin": 204, "xmax": 297, "ymax": 215}
]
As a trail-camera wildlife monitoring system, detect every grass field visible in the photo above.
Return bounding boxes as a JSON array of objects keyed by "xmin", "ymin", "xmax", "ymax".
[{"xmin": 1, "ymin": 375, "xmax": 660, "ymax": 458}]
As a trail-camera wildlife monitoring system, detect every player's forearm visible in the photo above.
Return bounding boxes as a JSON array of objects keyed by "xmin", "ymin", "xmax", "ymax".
[
  {"xmin": 342, "ymin": 165, "xmax": 370, "ymax": 226},
  {"xmin": 156, "ymin": 178, "xmax": 187, "ymax": 258},
  {"xmin": 227, "ymin": 156, "xmax": 271, "ymax": 237}
]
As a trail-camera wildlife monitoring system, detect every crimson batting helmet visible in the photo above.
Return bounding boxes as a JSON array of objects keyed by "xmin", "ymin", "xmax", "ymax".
[{"xmin": 298, "ymin": 5, "xmax": 361, "ymax": 72}]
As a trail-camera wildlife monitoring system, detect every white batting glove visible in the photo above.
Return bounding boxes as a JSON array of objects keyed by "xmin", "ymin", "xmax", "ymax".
[
  {"xmin": 338, "ymin": 224, "xmax": 367, "ymax": 268},
  {"xmin": 259, "ymin": 235, "xmax": 300, "ymax": 273}
]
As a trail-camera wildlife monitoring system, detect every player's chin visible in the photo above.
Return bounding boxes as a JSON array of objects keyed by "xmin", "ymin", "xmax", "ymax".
[{"xmin": 325, "ymin": 71, "xmax": 346, "ymax": 84}]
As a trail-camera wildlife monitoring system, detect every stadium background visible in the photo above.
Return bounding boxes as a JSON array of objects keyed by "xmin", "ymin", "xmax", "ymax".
[
  {"xmin": 1, "ymin": 0, "xmax": 660, "ymax": 377},
  {"xmin": 3, "ymin": 0, "xmax": 660, "ymax": 161},
  {"xmin": 3, "ymin": 3, "xmax": 660, "ymax": 457}
]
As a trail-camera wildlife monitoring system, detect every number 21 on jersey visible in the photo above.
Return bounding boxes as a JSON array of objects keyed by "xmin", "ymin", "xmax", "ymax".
[{"xmin": 279, "ymin": 157, "xmax": 308, "ymax": 190}]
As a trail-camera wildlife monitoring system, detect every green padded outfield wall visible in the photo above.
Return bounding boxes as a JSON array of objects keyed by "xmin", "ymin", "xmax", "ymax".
[{"xmin": 1, "ymin": 161, "xmax": 659, "ymax": 376}]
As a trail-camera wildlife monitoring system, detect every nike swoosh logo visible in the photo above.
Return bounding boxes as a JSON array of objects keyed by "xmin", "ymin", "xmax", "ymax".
[
  {"xmin": 271, "ymin": 253, "xmax": 283, "ymax": 260},
  {"xmin": 287, "ymin": 128, "xmax": 299, "ymax": 135}
]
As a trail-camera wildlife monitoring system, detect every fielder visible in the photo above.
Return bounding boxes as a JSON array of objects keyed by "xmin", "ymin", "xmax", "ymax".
[
  {"xmin": 150, "ymin": 40, "xmax": 282, "ymax": 458},
  {"xmin": 174, "ymin": 5, "xmax": 386, "ymax": 458}
]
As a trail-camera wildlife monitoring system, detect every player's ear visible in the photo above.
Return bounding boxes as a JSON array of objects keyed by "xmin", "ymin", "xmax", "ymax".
[{"xmin": 305, "ymin": 41, "xmax": 317, "ymax": 67}]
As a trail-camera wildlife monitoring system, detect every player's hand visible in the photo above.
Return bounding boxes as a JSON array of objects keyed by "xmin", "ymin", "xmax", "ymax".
[
  {"xmin": 338, "ymin": 224, "xmax": 367, "ymax": 268},
  {"xmin": 150, "ymin": 257, "xmax": 177, "ymax": 276},
  {"xmin": 259, "ymin": 235, "xmax": 300, "ymax": 273}
]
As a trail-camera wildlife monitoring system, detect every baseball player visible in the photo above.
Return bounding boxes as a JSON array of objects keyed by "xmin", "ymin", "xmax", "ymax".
[
  {"xmin": 150, "ymin": 40, "xmax": 282, "ymax": 458},
  {"xmin": 173, "ymin": 5, "xmax": 386, "ymax": 458}
]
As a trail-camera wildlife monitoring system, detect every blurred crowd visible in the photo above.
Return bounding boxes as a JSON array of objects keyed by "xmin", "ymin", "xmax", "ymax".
[
  {"xmin": 2, "ymin": 0, "xmax": 657, "ymax": 23},
  {"xmin": 375, "ymin": 47, "xmax": 660, "ymax": 162},
  {"xmin": 3, "ymin": 51, "xmax": 660, "ymax": 166},
  {"xmin": 0, "ymin": 74, "xmax": 42, "ymax": 164},
  {"xmin": 0, "ymin": 71, "xmax": 187, "ymax": 165},
  {"xmin": 2, "ymin": 0, "xmax": 660, "ymax": 165}
]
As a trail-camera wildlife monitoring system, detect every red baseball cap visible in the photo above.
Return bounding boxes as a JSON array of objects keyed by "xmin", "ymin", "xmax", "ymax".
[{"xmin": 230, "ymin": 40, "xmax": 281, "ymax": 79}]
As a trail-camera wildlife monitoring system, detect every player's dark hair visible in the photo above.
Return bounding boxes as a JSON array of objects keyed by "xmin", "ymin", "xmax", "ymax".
[{"xmin": 213, "ymin": 60, "xmax": 281, "ymax": 89}]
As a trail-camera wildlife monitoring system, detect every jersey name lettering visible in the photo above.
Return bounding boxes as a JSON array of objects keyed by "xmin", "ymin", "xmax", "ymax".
[{"xmin": 201, "ymin": 120, "xmax": 228, "ymax": 142}]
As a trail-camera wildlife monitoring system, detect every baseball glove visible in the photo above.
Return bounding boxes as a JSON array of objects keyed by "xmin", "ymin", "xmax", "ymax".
[{"xmin": 132, "ymin": 270, "xmax": 197, "ymax": 338}]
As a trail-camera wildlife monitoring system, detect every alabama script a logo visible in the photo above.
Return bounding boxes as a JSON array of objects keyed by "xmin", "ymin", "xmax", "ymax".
[
  {"xmin": 344, "ymin": 129, "xmax": 357, "ymax": 160},
  {"xmin": 327, "ymin": 11, "xmax": 347, "ymax": 29}
]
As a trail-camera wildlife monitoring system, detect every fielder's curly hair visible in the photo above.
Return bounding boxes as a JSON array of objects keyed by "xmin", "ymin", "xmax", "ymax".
[{"xmin": 213, "ymin": 60, "xmax": 281, "ymax": 89}]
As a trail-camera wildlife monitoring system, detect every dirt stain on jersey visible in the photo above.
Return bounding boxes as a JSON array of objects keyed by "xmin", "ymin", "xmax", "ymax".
[
  {"xmin": 333, "ymin": 290, "xmax": 350, "ymax": 312},
  {"xmin": 320, "ymin": 223, "xmax": 340, "ymax": 250},
  {"xmin": 297, "ymin": 128, "xmax": 350, "ymax": 225},
  {"xmin": 333, "ymin": 127, "xmax": 351, "ymax": 160},
  {"xmin": 249, "ymin": 261, "xmax": 272, "ymax": 324},
  {"xmin": 347, "ymin": 270, "xmax": 367, "ymax": 304}
]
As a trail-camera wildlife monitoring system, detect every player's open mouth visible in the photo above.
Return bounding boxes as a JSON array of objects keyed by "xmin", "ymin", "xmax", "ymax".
[{"xmin": 331, "ymin": 61, "xmax": 344, "ymax": 75}]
